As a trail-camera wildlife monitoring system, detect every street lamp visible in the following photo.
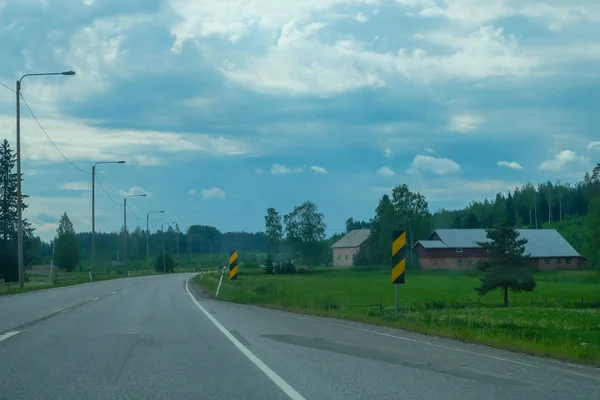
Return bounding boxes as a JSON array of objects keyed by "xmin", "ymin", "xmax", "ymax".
[
  {"xmin": 16, "ymin": 70, "xmax": 76, "ymax": 289},
  {"xmin": 123, "ymin": 193, "xmax": 146, "ymax": 266},
  {"xmin": 146, "ymin": 211, "xmax": 164, "ymax": 267},
  {"xmin": 91, "ymin": 160, "xmax": 125, "ymax": 280},
  {"xmin": 161, "ymin": 222, "xmax": 175, "ymax": 274}
]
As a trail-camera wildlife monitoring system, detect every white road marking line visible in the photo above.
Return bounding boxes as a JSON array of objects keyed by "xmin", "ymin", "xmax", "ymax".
[
  {"xmin": 92, "ymin": 297, "xmax": 100, "ymax": 301},
  {"xmin": 219, "ymin": 302, "xmax": 600, "ymax": 377},
  {"xmin": 0, "ymin": 331, "xmax": 20, "ymax": 342},
  {"xmin": 110, "ymin": 292, "xmax": 116, "ymax": 295},
  {"xmin": 61, "ymin": 308, "xmax": 72, "ymax": 314},
  {"xmin": 185, "ymin": 278, "xmax": 306, "ymax": 400}
]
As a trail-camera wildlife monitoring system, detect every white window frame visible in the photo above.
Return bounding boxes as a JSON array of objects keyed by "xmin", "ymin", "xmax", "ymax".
[{"xmin": 456, "ymin": 248, "xmax": 464, "ymax": 253}]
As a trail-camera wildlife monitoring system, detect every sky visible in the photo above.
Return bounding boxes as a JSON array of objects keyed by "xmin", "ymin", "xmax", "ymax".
[{"xmin": 0, "ymin": 0, "xmax": 599, "ymax": 242}]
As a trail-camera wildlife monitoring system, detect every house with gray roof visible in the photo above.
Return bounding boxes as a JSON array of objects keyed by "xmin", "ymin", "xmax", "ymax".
[
  {"xmin": 415, "ymin": 229, "xmax": 586, "ymax": 270},
  {"xmin": 331, "ymin": 229, "xmax": 370, "ymax": 267}
]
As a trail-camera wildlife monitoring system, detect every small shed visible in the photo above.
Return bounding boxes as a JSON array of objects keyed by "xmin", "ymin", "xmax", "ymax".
[{"xmin": 331, "ymin": 229, "xmax": 370, "ymax": 267}]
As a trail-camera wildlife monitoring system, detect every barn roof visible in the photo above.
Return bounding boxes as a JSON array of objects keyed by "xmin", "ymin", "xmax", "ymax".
[
  {"xmin": 417, "ymin": 240, "xmax": 448, "ymax": 249},
  {"xmin": 331, "ymin": 229, "xmax": 370, "ymax": 249},
  {"xmin": 416, "ymin": 229, "xmax": 582, "ymax": 258}
]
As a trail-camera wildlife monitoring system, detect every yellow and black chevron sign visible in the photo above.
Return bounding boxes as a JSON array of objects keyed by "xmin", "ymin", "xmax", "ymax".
[
  {"xmin": 229, "ymin": 250, "xmax": 238, "ymax": 280},
  {"xmin": 392, "ymin": 230, "xmax": 406, "ymax": 284}
]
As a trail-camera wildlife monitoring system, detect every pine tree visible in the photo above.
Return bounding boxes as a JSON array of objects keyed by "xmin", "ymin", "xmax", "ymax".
[
  {"xmin": 475, "ymin": 224, "xmax": 536, "ymax": 307},
  {"xmin": 55, "ymin": 212, "xmax": 80, "ymax": 272},
  {"xmin": 0, "ymin": 139, "xmax": 33, "ymax": 282}
]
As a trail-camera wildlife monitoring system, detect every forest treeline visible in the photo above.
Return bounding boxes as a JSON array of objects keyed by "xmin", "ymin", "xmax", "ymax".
[{"xmin": 2, "ymin": 135, "xmax": 598, "ymax": 279}]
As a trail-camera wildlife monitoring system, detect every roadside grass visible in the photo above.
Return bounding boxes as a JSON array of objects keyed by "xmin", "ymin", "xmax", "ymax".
[
  {"xmin": 0, "ymin": 266, "xmax": 211, "ymax": 296},
  {"xmin": 193, "ymin": 268, "xmax": 600, "ymax": 365}
]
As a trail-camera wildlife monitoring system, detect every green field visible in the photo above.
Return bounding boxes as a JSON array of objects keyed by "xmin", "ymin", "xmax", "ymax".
[{"xmin": 193, "ymin": 268, "xmax": 600, "ymax": 365}]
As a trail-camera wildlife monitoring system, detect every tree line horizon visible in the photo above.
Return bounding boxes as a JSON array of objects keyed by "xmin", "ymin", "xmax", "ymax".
[{"xmin": 1, "ymin": 127, "xmax": 598, "ymax": 276}]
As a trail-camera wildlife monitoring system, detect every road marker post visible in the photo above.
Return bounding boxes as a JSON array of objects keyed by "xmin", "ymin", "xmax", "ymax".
[
  {"xmin": 229, "ymin": 250, "xmax": 238, "ymax": 281},
  {"xmin": 392, "ymin": 230, "xmax": 406, "ymax": 316},
  {"xmin": 215, "ymin": 266, "xmax": 225, "ymax": 297}
]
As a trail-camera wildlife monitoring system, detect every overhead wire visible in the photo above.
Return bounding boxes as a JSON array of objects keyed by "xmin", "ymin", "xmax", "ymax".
[
  {"xmin": 0, "ymin": 80, "xmax": 15, "ymax": 93},
  {"xmin": 95, "ymin": 174, "xmax": 121, "ymax": 207},
  {"xmin": 19, "ymin": 94, "xmax": 91, "ymax": 175},
  {"xmin": 126, "ymin": 202, "xmax": 144, "ymax": 221}
]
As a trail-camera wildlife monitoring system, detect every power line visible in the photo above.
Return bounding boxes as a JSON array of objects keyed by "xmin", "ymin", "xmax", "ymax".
[
  {"xmin": 126, "ymin": 202, "xmax": 144, "ymax": 221},
  {"xmin": 0, "ymin": 80, "xmax": 15, "ymax": 93},
  {"xmin": 19, "ymin": 94, "xmax": 91, "ymax": 175},
  {"xmin": 95, "ymin": 174, "xmax": 121, "ymax": 206}
]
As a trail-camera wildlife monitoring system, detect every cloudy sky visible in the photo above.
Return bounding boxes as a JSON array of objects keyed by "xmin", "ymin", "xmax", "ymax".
[{"xmin": 0, "ymin": 0, "xmax": 599, "ymax": 241}]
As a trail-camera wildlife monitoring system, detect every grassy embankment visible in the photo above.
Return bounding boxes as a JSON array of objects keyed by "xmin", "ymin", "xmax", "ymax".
[
  {"xmin": 0, "ymin": 265, "xmax": 214, "ymax": 296},
  {"xmin": 3, "ymin": 251, "xmax": 256, "ymax": 296},
  {"xmin": 193, "ymin": 267, "xmax": 600, "ymax": 365}
]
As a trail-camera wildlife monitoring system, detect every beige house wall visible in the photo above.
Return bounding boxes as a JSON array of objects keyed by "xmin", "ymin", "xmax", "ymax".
[{"xmin": 333, "ymin": 247, "xmax": 359, "ymax": 267}]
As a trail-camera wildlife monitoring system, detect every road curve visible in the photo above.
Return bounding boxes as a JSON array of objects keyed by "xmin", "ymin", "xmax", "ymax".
[{"xmin": 0, "ymin": 273, "xmax": 598, "ymax": 400}]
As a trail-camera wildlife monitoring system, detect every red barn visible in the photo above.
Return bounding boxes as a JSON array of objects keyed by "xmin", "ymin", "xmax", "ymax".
[{"xmin": 415, "ymin": 229, "xmax": 586, "ymax": 271}]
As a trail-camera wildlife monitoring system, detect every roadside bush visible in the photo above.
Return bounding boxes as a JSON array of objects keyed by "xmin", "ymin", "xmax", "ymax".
[
  {"xmin": 155, "ymin": 253, "xmax": 175, "ymax": 273},
  {"xmin": 275, "ymin": 261, "xmax": 296, "ymax": 274}
]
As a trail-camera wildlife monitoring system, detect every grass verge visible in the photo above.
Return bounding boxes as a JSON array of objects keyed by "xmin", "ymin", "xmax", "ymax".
[
  {"xmin": 193, "ymin": 268, "xmax": 600, "ymax": 366},
  {"xmin": 0, "ymin": 267, "xmax": 208, "ymax": 296}
]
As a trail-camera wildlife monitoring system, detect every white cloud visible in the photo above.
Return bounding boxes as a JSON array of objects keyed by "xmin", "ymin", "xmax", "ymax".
[
  {"xmin": 221, "ymin": 22, "xmax": 539, "ymax": 96},
  {"xmin": 31, "ymin": 222, "xmax": 59, "ymax": 236},
  {"xmin": 60, "ymin": 181, "xmax": 89, "ymax": 191},
  {"xmin": 450, "ymin": 114, "xmax": 484, "ymax": 132},
  {"xmin": 426, "ymin": 147, "xmax": 436, "ymax": 153},
  {"xmin": 408, "ymin": 154, "xmax": 461, "ymax": 176},
  {"xmin": 0, "ymin": 114, "xmax": 252, "ymax": 164},
  {"xmin": 120, "ymin": 186, "xmax": 152, "ymax": 198},
  {"xmin": 539, "ymin": 150, "xmax": 588, "ymax": 171},
  {"xmin": 377, "ymin": 166, "xmax": 395, "ymax": 176},
  {"xmin": 26, "ymin": 196, "xmax": 97, "ymax": 241},
  {"xmin": 397, "ymin": 0, "xmax": 600, "ymax": 30},
  {"xmin": 132, "ymin": 155, "xmax": 161, "ymax": 166},
  {"xmin": 181, "ymin": 97, "xmax": 214, "ymax": 108},
  {"xmin": 202, "ymin": 187, "xmax": 226, "ymax": 199},
  {"xmin": 168, "ymin": 0, "xmax": 360, "ymax": 50},
  {"xmin": 383, "ymin": 146, "xmax": 393, "ymax": 158},
  {"xmin": 309, "ymin": 166, "xmax": 328, "ymax": 174},
  {"xmin": 354, "ymin": 12, "xmax": 368, "ymax": 23},
  {"xmin": 188, "ymin": 188, "xmax": 196, "ymax": 196},
  {"xmin": 374, "ymin": 178, "xmax": 523, "ymax": 204},
  {"xmin": 255, "ymin": 168, "xmax": 264, "ymax": 174},
  {"xmin": 497, "ymin": 161, "xmax": 523, "ymax": 170},
  {"xmin": 588, "ymin": 141, "xmax": 600, "ymax": 151},
  {"xmin": 19, "ymin": 14, "xmax": 163, "ymax": 107},
  {"xmin": 271, "ymin": 164, "xmax": 304, "ymax": 175}
]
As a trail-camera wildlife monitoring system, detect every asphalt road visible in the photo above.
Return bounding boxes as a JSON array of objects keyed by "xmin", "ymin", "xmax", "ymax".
[{"xmin": 0, "ymin": 274, "xmax": 598, "ymax": 400}]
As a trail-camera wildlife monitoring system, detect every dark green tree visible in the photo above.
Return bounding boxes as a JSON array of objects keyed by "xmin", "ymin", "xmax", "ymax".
[
  {"xmin": 391, "ymin": 184, "xmax": 431, "ymax": 267},
  {"xmin": 283, "ymin": 201, "xmax": 326, "ymax": 266},
  {"xmin": 365, "ymin": 194, "xmax": 396, "ymax": 265},
  {"xmin": 0, "ymin": 139, "xmax": 34, "ymax": 282},
  {"xmin": 345, "ymin": 217, "xmax": 370, "ymax": 232},
  {"xmin": 475, "ymin": 224, "xmax": 536, "ymax": 307},
  {"xmin": 55, "ymin": 213, "xmax": 80, "ymax": 272},
  {"xmin": 155, "ymin": 253, "xmax": 175, "ymax": 273},
  {"xmin": 264, "ymin": 207, "xmax": 283, "ymax": 262},
  {"xmin": 462, "ymin": 212, "xmax": 480, "ymax": 229},
  {"xmin": 586, "ymin": 197, "xmax": 600, "ymax": 268}
]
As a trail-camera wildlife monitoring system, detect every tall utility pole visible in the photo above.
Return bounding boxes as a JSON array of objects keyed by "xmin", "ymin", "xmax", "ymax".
[
  {"xmin": 123, "ymin": 193, "xmax": 146, "ymax": 267},
  {"xmin": 15, "ymin": 70, "xmax": 75, "ymax": 289},
  {"xmin": 146, "ymin": 211, "xmax": 164, "ymax": 268},
  {"xmin": 161, "ymin": 222, "xmax": 175, "ymax": 273},
  {"xmin": 91, "ymin": 160, "xmax": 125, "ymax": 280}
]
